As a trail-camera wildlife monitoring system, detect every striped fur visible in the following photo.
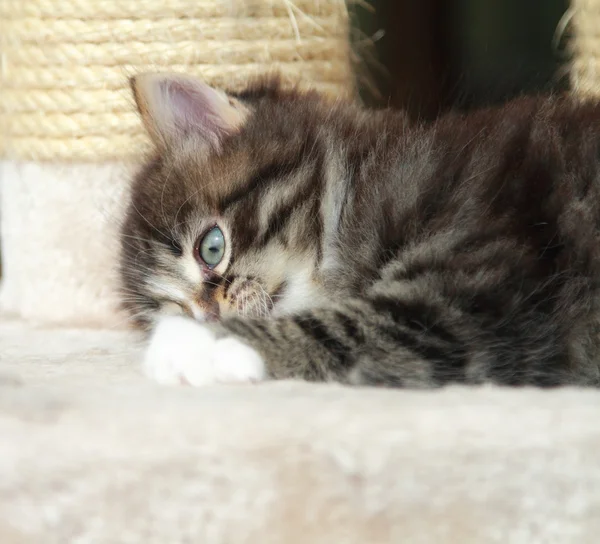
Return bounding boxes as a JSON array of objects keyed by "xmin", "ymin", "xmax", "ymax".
[{"xmin": 120, "ymin": 77, "xmax": 600, "ymax": 388}]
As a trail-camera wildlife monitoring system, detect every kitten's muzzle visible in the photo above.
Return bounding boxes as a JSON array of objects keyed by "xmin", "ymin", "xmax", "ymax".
[
  {"xmin": 203, "ymin": 302, "xmax": 220, "ymax": 322},
  {"xmin": 181, "ymin": 299, "xmax": 220, "ymax": 323}
]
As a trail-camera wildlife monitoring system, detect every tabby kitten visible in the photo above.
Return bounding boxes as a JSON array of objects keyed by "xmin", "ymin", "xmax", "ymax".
[{"xmin": 120, "ymin": 72, "xmax": 600, "ymax": 388}]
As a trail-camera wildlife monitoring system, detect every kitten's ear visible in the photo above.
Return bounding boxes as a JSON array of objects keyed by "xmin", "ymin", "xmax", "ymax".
[{"xmin": 130, "ymin": 73, "xmax": 249, "ymax": 150}]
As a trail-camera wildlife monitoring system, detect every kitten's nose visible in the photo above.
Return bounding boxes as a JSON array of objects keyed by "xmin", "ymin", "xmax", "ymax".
[
  {"xmin": 189, "ymin": 300, "xmax": 220, "ymax": 322},
  {"xmin": 204, "ymin": 302, "xmax": 220, "ymax": 322}
]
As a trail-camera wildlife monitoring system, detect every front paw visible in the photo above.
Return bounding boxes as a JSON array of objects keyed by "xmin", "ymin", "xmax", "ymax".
[{"xmin": 144, "ymin": 316, "xmax": 266, "ymax": 386}]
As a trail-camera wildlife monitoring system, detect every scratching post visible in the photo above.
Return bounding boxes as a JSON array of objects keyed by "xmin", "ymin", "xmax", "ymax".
[
  {"xmin": 571, "ymin": 0, "xmax": 600, "ymax": 97},
  {"xmin": 0, "ymin": 0, "xmax": 356, "ymax": 325}
]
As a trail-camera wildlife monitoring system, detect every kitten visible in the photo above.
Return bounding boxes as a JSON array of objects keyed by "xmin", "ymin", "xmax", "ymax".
[{"xmin": 119, "ymin": 72, "xmax": 600, "ymax": 388}]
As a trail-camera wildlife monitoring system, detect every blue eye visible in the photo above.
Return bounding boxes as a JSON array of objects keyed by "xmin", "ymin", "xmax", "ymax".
[{"xmin": 198, "ymin": 226, "xmax": 225, "ymax": 267}]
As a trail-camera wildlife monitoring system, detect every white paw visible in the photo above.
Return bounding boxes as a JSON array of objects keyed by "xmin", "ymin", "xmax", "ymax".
[{"xmin": 144, "ymin": 316, "xmax": 266, "ymax": 386}]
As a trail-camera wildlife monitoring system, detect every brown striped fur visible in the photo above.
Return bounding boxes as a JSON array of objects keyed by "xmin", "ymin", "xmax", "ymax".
[{"xmin": 120, "ymin": 74, "xmax": 600, "ymax": 387}]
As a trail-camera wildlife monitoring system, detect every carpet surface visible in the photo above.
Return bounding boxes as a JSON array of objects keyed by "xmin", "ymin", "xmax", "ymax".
[{"xmin": 1, "ymin": 318, "xmax": 599, "ymax": 543}]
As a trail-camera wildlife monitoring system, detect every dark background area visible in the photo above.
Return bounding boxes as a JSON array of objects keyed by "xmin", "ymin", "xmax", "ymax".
[{"xmin": 356, "ymin": 0, "xmax": 570, "ymax": 119}]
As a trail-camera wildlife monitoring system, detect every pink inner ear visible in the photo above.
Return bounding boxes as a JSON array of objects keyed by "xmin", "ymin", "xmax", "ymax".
[{"xmin": 162, "ymin": 79, "xmax": 232, "ymax": 144}]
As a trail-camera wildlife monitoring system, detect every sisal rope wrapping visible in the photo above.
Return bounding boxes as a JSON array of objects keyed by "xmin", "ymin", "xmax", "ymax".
[
  {"xmin": 0, "ymin": 0, "xmax": 356, "ymax": 161},
  {"xmin": 571, "ymin": 0, "xmax": 600, "ymax": 97}
]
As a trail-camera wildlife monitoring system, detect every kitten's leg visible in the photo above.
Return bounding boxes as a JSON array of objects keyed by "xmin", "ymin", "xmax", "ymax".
[
  {"xmin": 220, "ymin": 277, "xmax": 563, "ymax": 387},
  {"xmin": 144, "ymin": 282, "xmax": 470, "ymax": 388},
  {"xmin": 220, "ymin": 295, "xmax": 469, "ymax": 388},
  {"xmin": 145, "ymin": 277, "xmax": 561, "ymax": 388}
]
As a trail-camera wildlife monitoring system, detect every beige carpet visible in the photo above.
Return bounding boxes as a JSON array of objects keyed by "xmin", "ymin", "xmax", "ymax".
[{"xmin": 1, "ymin": 318, "xmax": 600, "ymax": 543}]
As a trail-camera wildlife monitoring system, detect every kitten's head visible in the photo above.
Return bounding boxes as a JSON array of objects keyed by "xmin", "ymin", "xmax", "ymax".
[{"xmin": 119, "ymin": 73, "xmax": 337, "ymax": 328}]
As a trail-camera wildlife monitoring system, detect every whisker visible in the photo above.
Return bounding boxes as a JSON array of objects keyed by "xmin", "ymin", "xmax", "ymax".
[
  {"xmin": 205, "ymin": 270, "xmax": 232, "ymax": 285},
  {"xmin": 159, "ymin": 162, "xmax": 175, "ymax": 227},
  {"xmin": 203, "ymin": 279, "xmax": 224, "ymax": 289},
  {"xmin": 107, "ymin": 310, "xmax": 151, "ymax": 331},
  {"xmin": 120, "ymin": 233, "xmax": 156, "ymax": 244},
  {"xmin": 130, "ymin": 200, "xmax": 170, "ymax": 241},
  {"xmin": 173, "ymin": 186, "xmax": 206, "ymax": 227}
]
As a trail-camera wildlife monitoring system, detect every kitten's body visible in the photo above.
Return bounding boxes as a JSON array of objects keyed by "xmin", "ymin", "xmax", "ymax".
[{"xmin": 120, "ymin": 73, "xmax": 600, "ymax": 388}]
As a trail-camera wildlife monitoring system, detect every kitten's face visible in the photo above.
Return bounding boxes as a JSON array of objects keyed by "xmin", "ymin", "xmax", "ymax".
[{"xmin": 120, "ymin": 73, "xmax": 330, "ymax": 328}]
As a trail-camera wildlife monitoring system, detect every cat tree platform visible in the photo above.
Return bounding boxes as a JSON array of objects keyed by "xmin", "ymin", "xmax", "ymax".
[{"xmin": 1, "ymin": 318, "xmax": 599, "ymax": 543}]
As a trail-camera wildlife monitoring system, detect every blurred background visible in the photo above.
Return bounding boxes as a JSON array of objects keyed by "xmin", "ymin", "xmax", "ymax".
[{"xmin": 357, "ymin": 0, "xmax": 570, "ymax": 119}]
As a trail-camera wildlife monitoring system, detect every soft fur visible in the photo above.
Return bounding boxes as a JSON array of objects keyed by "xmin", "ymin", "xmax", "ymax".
[{"xmin": 120, "ymin": 73, "xmax": 600, "ymax": 388}]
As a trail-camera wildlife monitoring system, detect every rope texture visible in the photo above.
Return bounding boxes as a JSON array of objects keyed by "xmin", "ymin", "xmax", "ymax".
[
  {"xmin": 0, "ymin": 0, "xmax": 354, "ymax": 161},
  {"xmin": 571, "ymin": 0, "xmax": 600, "ymax": 97}
]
